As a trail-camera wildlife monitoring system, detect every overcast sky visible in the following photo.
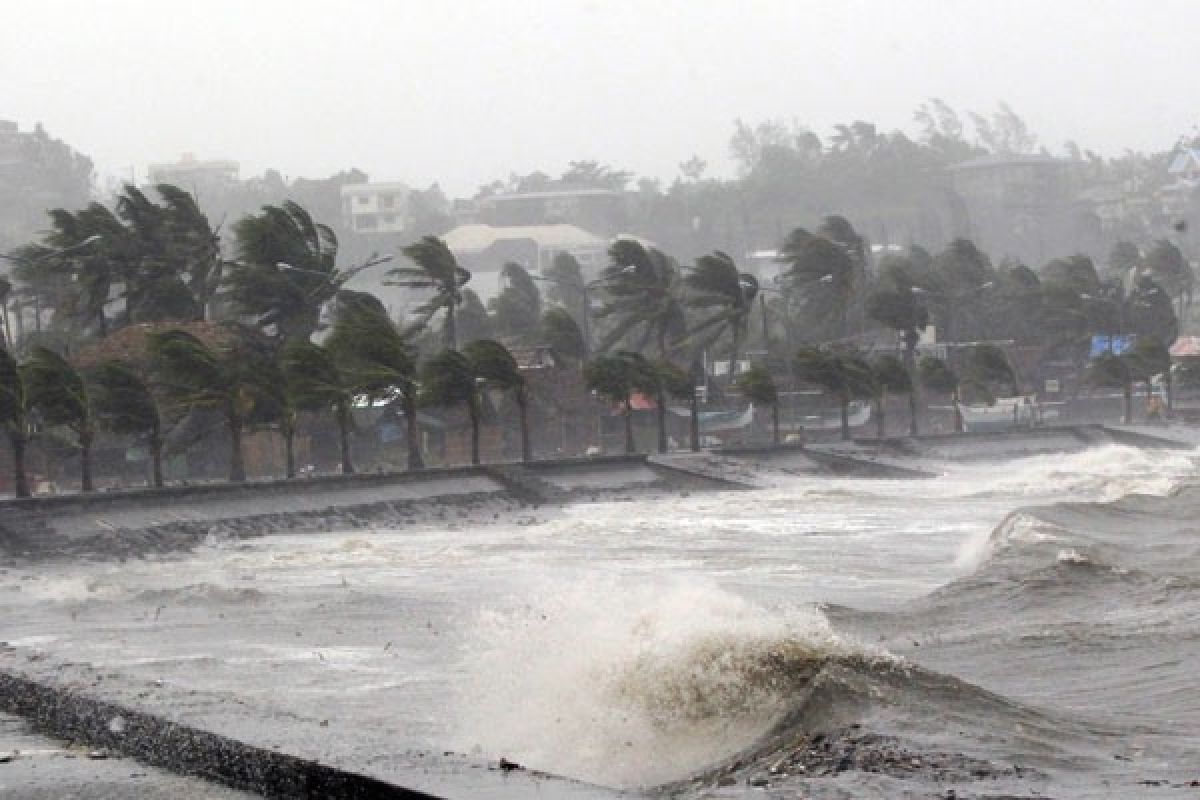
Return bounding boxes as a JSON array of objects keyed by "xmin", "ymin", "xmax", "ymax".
[{"xmin": 2, "ymin": 0, "xmax": 1198, "ymax": 196}]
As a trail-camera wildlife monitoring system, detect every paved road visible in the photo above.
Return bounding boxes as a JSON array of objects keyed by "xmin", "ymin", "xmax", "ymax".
[{"xmin": 0, "ymin": 713, "xmax": 257, "ymax": 799}]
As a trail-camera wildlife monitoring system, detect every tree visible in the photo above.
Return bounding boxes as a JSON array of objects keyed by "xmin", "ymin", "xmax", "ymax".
[
  {"xmin": 149, "ymin": 328, "xmax": 270, "ymax": 482},
  {"xmin": 585, "ymin": 352, "xmax": 645, "ymax": 454},
  {"xmin": 463, "ymin": 339, "xmax": 530, "ymax": 462},
  {"xmin": 90, "ymin": 360, "xmax": 166, "ymax": 487},
  {"xmin": 420, "ymin": 350, "xmax": 481, "ymax": 465},
  {"xmin": 228, "ymin": 201, "xmax": 344, "ymax": 344},
  {"xmin": 326, "ymin": 292, "xmax": 423, "ymax": 470},
  {"xmin": 777, "ymin": 228, "xmax": 856, "ymax": 338},
  {"xmin": 539, "ymin": 307, "xmax": 587, "ymax": 363},
  {"xmin": 1144, "ymin": 239, "xmax": 1193, "ymax": 316},
  {"xmin": 866, "ymin": 257, "xmax": 930, "ymax": 434},
  {"xmin": 1088, "ymin": 352, "xmax": 1135, "ymax": 424},
  {"xmin": 735, "ymin": 364, "xmax": 780, "ymax": 445},
  {"xmin": 594, "ymin": 240, "xmax": 686, "ymax": 358},
  {"xmin": 283, "ymin": 341, "xmax": 356, "ymax": 474},
  {"xmin": 792, "ymin": 347, "xmax": 873, "ymax": 440},
  {"xmin": 918, "ymin": 356, "xmax": 962, "ymax": 432},
  {"xmin": 389, "ymin": 236, "xmax": 472, "ymax": 350},
  {"xmin": 965, "ymin": 344, "xmax": 1019, "ymax": 397},
  {"xmin": 869, "ymin": 355, "xmax": 912, "ymax": 439},
  {"xmin": 683, "ymin": 251, "xmax": 757, "ymax": 382},
  {"xmin": 0, "ymin": 348, "xmax": 32, "ymax": 497},
  {"xmin": 630, "ymin": 357, "xmax": 691, "ymax": 454},
  {"xmin": 23, "ymin": 347, "xmax": 97, "ymax": 491},
  {"xmin": 489, "ymin": 263, "xmax": 542, "ymax": 343},
  {"xmin": 1106, "ymin": 241, "xmax": 1140, "ymax": 280}
]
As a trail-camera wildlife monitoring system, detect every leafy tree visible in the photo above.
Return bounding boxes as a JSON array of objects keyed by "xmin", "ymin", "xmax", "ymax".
[
  {"xmin": 489, "ymin": 263, "xmax": 542, "ymax": 343},
  {"xmin": 866, "ymin": 256, "xmax": 929, "ymax": 434},
  {"xmin": 918, "ymin": 356, "xmax": 962, "ymax": 432},
  {"xmin": 0, "ymin": 348, "xmax": 32, "ymax": 497},
  {"xmin": 540, "ymin": 307, "xmax": 586, "ymax": 363},
  {"xmin": 228, "ymin": 201, "xmax": 344, "ymax": 344},
  {"xmin": 463, "ymin": 339, "xmax": 530, "ymax": 462},
  {"xmin": 420, "ymin": 350, "xmax": 481, "ymax": 464},
  {"xmin": 1106, "ymin": 241, "xmax": 1140, "ymax": 279},
  {"xmin": 389, "ymin": 236, "xmax": 472, "ymax": 350},
  {"xmin": 283, "ymin": 341, "xmax": 356, "ymax": 474},
  {"xmin": 777, "ymin": 228, "xmax": 856, "ymax": 338},
  {"xmin": 793, "ymin": 347, "xmax": 873, "ymax": 440},
  {"xmin": 869, "ymin": 355, "xmax": 912, "ymax": 439},
  {"xmin": 735, "ymin": 364, "xmax": 780, "ymax": 445},
  {"xmin": 628, "ymin": 357, "xmax": 691, "ymax": 454},
  {"xmin": 90, "ymin": 360, "xmax": 165, "ymax": 487},
  {"xmin": 594, "ymin": 240, "xmax": 686, "ymax": 358},
  {"xmin": 1144, "ymin": 239, "xmax": 1193, "ymax": 314},
  {"xmin": 326, "ymin": 292, "xmax": 423, "ymax": 470},
  {"xmin": 149, "ymin": 328, "xmax": 270, "ymax": 482},
  {"xmin": 683, "ymin": 251, "xmax": 758, "ymax": 382},
  {"xmin": 1088, "ymin": 352, "xmax": 1135, "ymax": 424},
  {"xmin": 584, "ymin": 352, "xmax": 646, "ymax": 454},
  {"xmin": 23, "ymin": 347, "xmax": 97, "ymax": 491},
  {"xmin": 965, "ymin": 344, "xmax": 1018, "ymax": 397},
  {"xmin": 542, "ymin": 252, "xmax": 588, "ymax": 343},
  {"xmin": 930, "ymin": 238, "xmax": 996, "ymax": 342},
  {"xmin": 455, "ymin": 288, "xmax": 493, "ymax": 346}
]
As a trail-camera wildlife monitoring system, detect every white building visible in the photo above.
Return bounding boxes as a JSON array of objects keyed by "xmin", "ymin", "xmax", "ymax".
[
  {"xmin": 340, "ymin": 181, "xmax": 410, "ymax": 235},
  {"xmin": 147, "ymin": 153, "xmax": 239, "ymax": 191}
]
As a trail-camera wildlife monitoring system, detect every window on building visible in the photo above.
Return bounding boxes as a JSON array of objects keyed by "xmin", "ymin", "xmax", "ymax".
[
  {"xmin": 381, "ymin": 194, "xmax": 395, "ymax": 209},
  {"xmin": 356, "ymin": 195, "xmax": 369, "ymax": 205},
  {"xmin": 357, "ymin": 214, "xmax": 377, "ymax": 230}
]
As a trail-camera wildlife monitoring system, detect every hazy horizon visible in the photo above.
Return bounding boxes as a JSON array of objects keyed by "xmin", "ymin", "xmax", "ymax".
[{"xmin": 4, "ymin": 0, "xmax": 1199, "ymax": 196}]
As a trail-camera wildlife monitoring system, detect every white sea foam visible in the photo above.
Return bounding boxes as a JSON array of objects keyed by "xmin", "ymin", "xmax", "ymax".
[{"xmin": 450, "ymin": 574, "xmax": 860, "ymax": 787}]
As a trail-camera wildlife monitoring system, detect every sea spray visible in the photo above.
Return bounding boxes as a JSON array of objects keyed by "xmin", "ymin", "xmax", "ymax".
[{"xmin": 450, "ymin": 573, "xmax": 867, "ymax": 787}]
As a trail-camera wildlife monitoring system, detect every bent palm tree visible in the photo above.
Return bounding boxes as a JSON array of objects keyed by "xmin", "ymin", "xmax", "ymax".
[
  {"xmin": 683, "ymin": 251, "xmax": 757, "ymax": 383},
  {"xmin": 23, "ymin": 347, "xmax": 98, "ymax": 492},
  {"xmin": 389, "ymin": 236, "xmax": 472, "ymax": 349},
  {"xmin": 90, "ymin": 360, "xmax": 166, "ymax": 487},
  {"xmin": 585, "ymin": 351, "xmax": 651, "ymax": 454},
  {"xmin": 594, "ymin": 240, "xmax": 686, "ymax": 358},
  {"xmin": 463, "ymin": 339, "xmax": 531, "ymax": 462},
  {"xmin": 420, "ymin": 350, "xmax": 481, "ymax": 464},
  {"xmin": 0, "ymin": 348, "xmax": 32, "ymax": 497},
  {"xmin": 735, "ymin": 364, "xmax": 780, "ymax": 445},
  {"xmin": 793, "ymin": 347, "xmax": 873, "ymax": 441},
  {"xmin": 283, "ymin": 341, "xmax": 356, "ymax": 474}
]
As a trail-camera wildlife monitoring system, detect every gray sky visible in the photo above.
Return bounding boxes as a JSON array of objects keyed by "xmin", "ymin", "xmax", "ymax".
[{"xmin": 3, "ymin": 0, "xmax": 1198, "ymax": 196}]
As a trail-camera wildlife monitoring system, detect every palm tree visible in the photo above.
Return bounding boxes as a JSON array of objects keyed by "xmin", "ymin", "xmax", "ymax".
[
  {"xmin": 630, "ymin": 357, "xmax": 691, "ymax": 454},
  {"xmin": 326, "ymin": 292, "xmax": 423, "ymax": 470},
  {"xmin": 23, "ymin": 347, "xmax": 98, "ymax": 491},
  {"xmin": 793, "ymin": 347, "xmax": 873, "ymax": 440},
  {"xmin": 149, "ymin": 328, "xmax": 270, "ymax": 482},
  {"xmin": 869, "ymin": 355, "xmax": 912, "ymax": 440},
  {"xmin": 683, "ymin": 251, "xmax": 758, "ymax": 383},
  {"xmin": 283, "ymin": 341, "xmax": 356, "ymax": 474},
  {"xmin": 388, "ymin": 236, "xmax": 472, "ymax": 350},
  {"xmin": 0, "ymin": 348, "xmax": 32, "ymax": 497},
  {"xmin": 463, "ymin": 339, "xmax": 530, "ymax": 462},
  {"xmin": 965, "ymin": 344, "xmax": 1019, "ymax": 397},
  {"xmin": 228, "ymin": 201, "xmax": 345, "ymax": 344},
  {"xmin": 540, "ymin": 307, "xmax": 587, "ymax": 363},
  {"xmin": 420, "ymin": 349, "xmax": 481, "ymax": 464},
  {"xmin": 734, "ymin": 364, "xmax": 780, "ymax": 445},
  {"xmin": 866, "ymin": 257, "xmax": 930, "ymax": 434},
  {"xmin": 489, "ymin": 263, "xmax": 542, "ymax": 344},
  {"xmin": 1089, "ymin": 338, "xmax": 1171, "ymax": 424},
  {"xmin": 585, "ymin": 352, "xmax": 645, "ymax": 454},
  {"xmin": 90, "ymin": 360, "xmax": 166, "ymax": 487},
  {"xmin": 777, "ymin": 227, "xmax": 856, "ymax": 338},
  {"xmin": 594, "ymin": 240, "xmax": 686, "ymax": 358},
  {"xmin": 919, "ymin": 356, "xmax": 961, "ymax": 432}
]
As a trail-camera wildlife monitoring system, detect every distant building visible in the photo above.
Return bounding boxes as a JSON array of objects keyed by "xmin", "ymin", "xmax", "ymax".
[
  {"xmin": 1160, "ymin": 147, "xmax": 1200, "ymax": 218},
  {"xmin": 948, "ymin": 154, "xmax": 1072, "ymax": 265},
  {"xmin": 147, "ymin": 153, "xmax": 239, "ymax": 193},
  {"xmin": 339, "ymin": 181, "xmax": 411, "ymax": 235},
  {"xmin": 460, "ymin": 187, "xmax": 629, "ymax": 235}
]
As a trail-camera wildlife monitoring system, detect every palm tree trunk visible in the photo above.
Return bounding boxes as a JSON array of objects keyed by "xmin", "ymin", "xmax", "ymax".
[
  {"xmin": 655, "ymin": 388, "xmax": 667, "ymax": 453},
  {"xmin": 149, "ymin": 423, "xmax": 165, "ymax": 488},
  {"xmin": 771, "ymin": 402, "xmax": 780, "ymax": 446},
  {"xmin": 228, "ymin": 413, "xmax": 246, "ymax": 482},
  {"xmin": 689, "ymin": 384, "xmax": 700, "ymax": 451},
  {"xmin": 469, "ymin": 398, "xmax": 481, "ymax": 465},
  {"xmin": 623, "ymin": 400, "xmax": 635, "ymax": 454},
  {"xmin": 875, "ymin": 389, "xmax": 886, "ymax": 440},
  {"xmin": 11, "ymin": 432, "xmax": 29, "ymax": 498},
  {"xmin": 953, "ymin": 387, "xmax": 964, "ymax": 433},
  {"xmin": 904, "ymin": 335, "xmax": 919, "ymax": 436},
  {"xmin": 517, "ymin": 389, "xmax": 531, "ymax": 463},
  {"xmin": 283, "ymin": 423, "xmax": 296, "ymax": 479},
  {"xmin": 729, "ymin": 327, "xmax": 741, "ymax": 386},
  {"xmin": 403, "ymin": 391, "xmax": 424, "ymax": 470},
  {"xmin": 337, "ymin": 401, "xmax": 354, "ymax": 474},
  {"xmin": 80, "ymin": 429, "xmax": 94, "ymax": 493},
  {"xmin": 840, "ymin": 393, "xmax": 851, "ymax": 441},
  {"xmin": 445, "ymin": 302, "xmax": 458, "ymax": 351},
  {"xmin": 1123, "ymin": 382, "xmax": 1133, "ymax": 425}
]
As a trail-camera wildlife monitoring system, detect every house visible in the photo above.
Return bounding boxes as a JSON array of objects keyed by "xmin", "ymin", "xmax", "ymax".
[
  {"xmin": 147, "ymin": 153, "xmax": 239, "ymax": 193},
  {"xmin": 1159, "ymin": 147, "xmax": 1200, "ymax": 217},
  {"xmin": 339, "ymin": 181, "xmax": 411, "ymax": 235}
]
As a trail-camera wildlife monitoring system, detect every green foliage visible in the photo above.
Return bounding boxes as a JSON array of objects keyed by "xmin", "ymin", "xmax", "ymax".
[
  {"xmin": 1144, "ymin": 239, "xmax": 1192, "ymax": 300},
  {"xmin": 22, "ymin": 347, "xmax": 93, "ymax": 438},
  {"xmin": 964, "ymin": 344, "xmax": 1017, "ymax": 395},
  {"xmin": 543, "ymin": 252, "xmax": 586, "ymax": 313},
  {"xmin": 683, "ymin": 251, "xmax": 757, "ymax": 366},
  {"xmin": 584, "ymin": 352, "xmax": 638, "ymax": 405},
  {"xmin": 595, "ymin": 240, "xmax": 686, "ymax": 357},
  {"xmin": 463, "ymin": 339, "xmax": 523, "ymax": 393},
  {"xmin": 419, "ymin": 349, "xmax": 477, "ymax": 411},
  {"xmin": 792, "ymin": 347, "xmax": 873, "ymax": 400},
  {"xmin": 540, "ymin": 307, "xmax": 586, "ymax": 361},
  {"xmin": 489, "ymin": 263, "xmax": 542, "ymax": 343},
  {"xmin": 0, "ymin": 347, "xmax": 28, "ymax": 436},
  {"xmin": 871, "ymin": 355, "xmax": 912, "ymax": 394},
  {"xmin": 918, "ymin": 356, "xmax": 959, "ymax": 396},
  {"xmin": 866, "ymin": 257, "xmax": 929, "ymax": 336},
  {"xmin": 389, "ymin": 236, "xmax": 472, "ymax": 348},
  {"xmin": 734, "ymin": 364, "xmax": 778, "ymax": 406},
  {"xmin": 282, "ymin": 341, "xmax": 350, "ymax": 413},
  {"xmin": 89, "ymin": 360, "xmax": 159, "ymax": 437}
]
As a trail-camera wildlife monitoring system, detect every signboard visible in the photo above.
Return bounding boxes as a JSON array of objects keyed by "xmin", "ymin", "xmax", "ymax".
[{"xmin": 1090, "ymin": 334, "xmax": 1135, "ymax": 358}]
